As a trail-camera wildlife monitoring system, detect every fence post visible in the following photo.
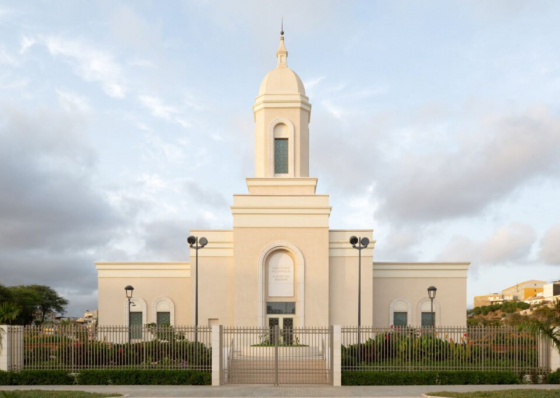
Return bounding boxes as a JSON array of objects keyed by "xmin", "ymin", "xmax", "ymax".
[
  {"xmin": 0, "ymin": 325, "xmax": 11, "ymax": 371},
  {"xmin": 550, "ymin": 339, "xmax": 560, "ymax": 373},
  {"xmin": 211, "ymin": 325, "xmax": 222, "ymax": 386},
  {"xmin": 332, "ymin": 325, "xmax": 341, "ymax": 387}
]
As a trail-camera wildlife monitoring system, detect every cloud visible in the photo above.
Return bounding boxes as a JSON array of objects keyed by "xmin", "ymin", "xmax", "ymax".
[
  {"xmin": 0, "ymin": 103, "xmax": 123, "ymax": 315},
  {"xmin": 140, "ymin": 218, "xmax": 210, "ymax": 261},
  {"xmin": 185, "ymin": 182, "xmax": 229, "ymax": 209},
  {"xmin": 56, "ymin": 89, "xmax": 92, "ymax": 114},
  {"xmin": 304, "ymin": 76, "xmax": 326, "ymax": 90},
  {"xmin": 139, "ymin": 95, "xmax": 181, "ymax": 121},
  {"xmin": 0, "ymin": 104, "xmax": 118, "ymax": 251},
  {"xmin": 110, "ymin": 5, "xmax": 160, "ymax": 50},
  {"xmin": 42, "ymin": 36, "xmax": 126, "ymax": 98},
  {"xmin": 437, "ymin": 222, "xmax": 536, "ymax": 265},
  {"xmin": 480, "ymin": 223, "xmax": 536, "ymax": 263},
  {"xmin": 0, "ymin": 45, "xmax": 18, "ymax": 66},
  {"xmin": 375, "ymin": 227, "xmax": 421, "ymax": 261},
  {"xmin": 539, "ymin": 224, "xmax": 560, "ymax": 265},
  {"xmin": 375, "ymin": 106, "xmax": 560, "ymax": 224},
  {"xmin": 19, "ymin": 35, "xmax": 36, "ymax": 54}
]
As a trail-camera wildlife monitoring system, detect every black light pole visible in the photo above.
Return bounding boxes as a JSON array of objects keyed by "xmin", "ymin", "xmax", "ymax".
[
  {"xmin": 124, "ymin": 285, "xmax": 134, "ymax": 345},
  {"xmin": 350, "ymin": 236, "xmax": 369, "ymax": 365},
  {"xmin": 428, "ymin": 286, "xmax": 437, "ymax": 328},
  {"xmin": 188, "ymin": 235, "xmax": 208, "ymax": 363}
]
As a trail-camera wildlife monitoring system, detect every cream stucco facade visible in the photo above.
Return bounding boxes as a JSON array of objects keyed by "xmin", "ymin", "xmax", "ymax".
[{"xmin": 96, "ymin": 33, "xmax": 470, "ymax": 328}]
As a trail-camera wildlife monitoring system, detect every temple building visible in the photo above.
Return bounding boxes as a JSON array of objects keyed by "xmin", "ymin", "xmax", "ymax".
[{"xmin": 96, "ymin": 33, "xmax": 469, "ymax": 329}]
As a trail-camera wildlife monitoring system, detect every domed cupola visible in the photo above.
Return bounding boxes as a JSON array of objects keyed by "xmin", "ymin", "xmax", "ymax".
[
  {"xmin": 252, "ymin": 30, "xmax": 312, "ymax": 181},
  {"xmin": 258, "ymin": 33, "xmax": 306, "ymax": 96}
]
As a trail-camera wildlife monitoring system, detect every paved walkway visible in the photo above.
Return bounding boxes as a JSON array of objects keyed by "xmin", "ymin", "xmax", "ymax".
[{"xmin": 0, "ymin": 385, "xmax": 558, "ymax": 397}]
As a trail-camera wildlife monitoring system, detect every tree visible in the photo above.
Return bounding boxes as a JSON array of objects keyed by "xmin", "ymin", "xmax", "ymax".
[
  {"xmin": 28, "ymin": 285, "xmax": 69, "ymax": 324},
  {"xmin": 0, "ymin": 302, "xmax": 21, "ymax": 325},
  {"xmin": 0, "ymin": 284, "xmax": 13, "ymax": 303},
  {"xmin": 0, "ymin": 301, "xmax": 21, "ymax": 357},
  {"xmin": 521, "ymin": 299, "xmax": 560, "ymax": 391},
  {"xmin": 7, "ymin": 285, "xmax": 68, "ymax": 325}
]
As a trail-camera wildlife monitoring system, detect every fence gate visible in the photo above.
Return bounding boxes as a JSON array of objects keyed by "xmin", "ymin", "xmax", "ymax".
[{"xmin": 222, "ymin": 326, "xmax": 332, "ymax": 385}]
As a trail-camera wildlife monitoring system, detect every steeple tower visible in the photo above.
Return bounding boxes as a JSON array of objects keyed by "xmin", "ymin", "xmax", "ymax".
[
  {"xmin": 251, "ymin": 32, "xmax": 313, "ymax": 188},
  {"xmin": 277, "ymin": 24, "xmax": 288, "ymax": 67}
]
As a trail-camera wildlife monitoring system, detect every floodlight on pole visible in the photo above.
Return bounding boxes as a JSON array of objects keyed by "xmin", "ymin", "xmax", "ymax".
[
  {"xmin": 188, "ymin": 235, "xmax": 208, "ymax": 365},
  {"xmin": 350, "ymin": 235, "xmax": 369, "ymax": 365}
]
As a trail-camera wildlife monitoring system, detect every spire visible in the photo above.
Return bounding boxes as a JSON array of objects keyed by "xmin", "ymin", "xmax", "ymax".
[{"xmin": 276, "ymin": 20, "xmax": 288, "ymax": 67}]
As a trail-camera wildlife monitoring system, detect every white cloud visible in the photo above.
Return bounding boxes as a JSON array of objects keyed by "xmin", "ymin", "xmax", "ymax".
[
  {"xmin": 376, "ymin": 106, "xmax": 560, "ymax": 224},
  {"xmin": 539, "ymin": 224, "xmax": 560, "ymax": 265},
  {"xmin": 304, "ymin": 76, "xmax": 326, "ymax": 90},
  {"xmin": 480, "ymin": 223, "xmax": 536, "ymax": 263},
  {"xmin": 19, "ymin": 35, "xmax": 36, "ymax": 54},
  {"xmin": 437, "ymin": 222, "xmax": 536, "ymax": 265},
  {"xmin": 43, "ymin": 36, "xmax": 126, "ymax": 98},
  {"xmin": 139, "ymin": 95, "xmax": 181, "ymax": 121},
  {"xmin": 0, "ymin": 45, "xmax": 17, "ymax": 66},
  {"xmin": 56, "ymin": 89, "xmax": 91, "ymax": 114},
  {"xmin": 0, "ymin": 72, "xmax": 28, "ymax": 90}
]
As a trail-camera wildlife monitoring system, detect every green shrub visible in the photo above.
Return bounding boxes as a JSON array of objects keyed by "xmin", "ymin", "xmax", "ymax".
[
  {"xmin": 78, "ymin": 369, "xmax": 210, "ymax": 385},
  {"xmin": 0, "ymin": 370, "xmax": 210, "ymax": 385},
  {"xmin": 0, "ymin": 370, "xmax": 74, "ymax": 385},
  {"xmin": 342, "ymin": 371, "xmax": 522, "ymax": 385},
  {"xmin": 547, "ymin": 370, "xmax": 559, "ymax": 384}
]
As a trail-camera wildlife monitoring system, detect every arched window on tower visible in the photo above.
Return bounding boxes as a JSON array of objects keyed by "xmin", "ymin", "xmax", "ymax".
[{"xmin": 273, "ymin": 123, "xmax": 289, "ymax": 174}]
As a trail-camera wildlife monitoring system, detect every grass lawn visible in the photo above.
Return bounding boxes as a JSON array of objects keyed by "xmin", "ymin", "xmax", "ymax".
[
  {"xmin": 0, "ymin": 391, "xmax": 122, "ymax": 398},
  {"xmin": 427, "ymin": 390, "xmax": 559, "ymax": 398}
]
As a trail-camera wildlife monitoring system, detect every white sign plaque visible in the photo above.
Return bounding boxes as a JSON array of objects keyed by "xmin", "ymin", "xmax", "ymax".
[{"xmin": 268, "ymin": 252, "xmax": 294, "ymax": 297}]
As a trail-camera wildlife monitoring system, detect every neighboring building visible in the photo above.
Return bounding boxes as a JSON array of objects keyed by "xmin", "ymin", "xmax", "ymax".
[
  {"xmin": 473, "ymin": 293, "xmax": 503, "ymax": 308},
  {"xmin": 77, "ymin": 310, "xmax": 98, "ymax": 325},
  {"xmin": 502, "ymin": 280, "xmax": 546, "ymax": 301},
  {"xmin": 543, "ymin": 281, "xmax": 560, "ymax": 299},
  {"xmin": 96, "ymin": 33, "xmax": 470, "ymax": 329}
]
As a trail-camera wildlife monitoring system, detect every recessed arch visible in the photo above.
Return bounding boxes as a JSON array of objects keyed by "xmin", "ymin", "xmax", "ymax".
[
  {"xmin": 268, "ymin": 118, "xmax": 295, "ymax": 177},
  {"xmin": 151, "ymin": 297, "xmax": 175, "ymax": 325},
  {"xmin": 417, "ymin": 297, "xmax": 441, "ymax": 327},
  {"xmin": 257, "ymin": 241, "xmax": 305, "ymax": 327},
  {"xmin": 389, "ymin": 298, "xmax": 412, "ymax": 327},
  {"xmin": 123, "ymin": 297, "xmax": 147, "ymax": 326}
]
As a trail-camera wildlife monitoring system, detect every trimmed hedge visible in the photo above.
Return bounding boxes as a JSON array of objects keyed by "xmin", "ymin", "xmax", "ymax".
[
  {"xmin": 342, "ymin": 371, "xmax": 522, "ymax": 385},
  {"xmin": 0, "ymin": 370, "xmax": 210, "ymax": 385},
  {"xmin": 0, "ymin": 370, "xmax": 74, "ymax": 385},
  {"xmin": 78, "ymin": 370, "xmax": 210, "ymax": 385},
  {"xmin": 547, "ymin": 370, "xmax": 559, "ymax": 384}
]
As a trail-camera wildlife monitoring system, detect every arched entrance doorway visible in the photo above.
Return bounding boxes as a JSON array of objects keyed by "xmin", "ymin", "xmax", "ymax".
[
  {"xmin": 265, "ymin": 251, "xmax": 296, "ymax": 341},
  {"xmin": 257, "ymin": 241, "xmax": 305, "ymax": 328}
]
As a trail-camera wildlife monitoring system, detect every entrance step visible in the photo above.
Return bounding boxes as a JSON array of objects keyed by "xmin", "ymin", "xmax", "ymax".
[{"xmin": 227, "ymin": 359, "xmax": 329, "ymax": 384}]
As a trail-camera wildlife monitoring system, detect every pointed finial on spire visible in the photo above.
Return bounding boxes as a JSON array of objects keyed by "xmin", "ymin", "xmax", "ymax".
[{"xmin": 277, "ymin": 19, "xmax": 288, "ymax": 67}]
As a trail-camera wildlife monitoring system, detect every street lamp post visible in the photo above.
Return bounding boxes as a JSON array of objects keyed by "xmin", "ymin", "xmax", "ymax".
[
  {"xmin": 428, "ymin": 286, "xmax": 437, "ymax": 328},
  {"xmin": 124, "ymin": 285, "xmax": 134, "ymax": 345},
  {"xmin": 188, "ymin": 235, "xmax": 208, "ymax": 363},
  {"xmin": 350, "ymin": 235, "xmax": 370, "ymax": 365}
]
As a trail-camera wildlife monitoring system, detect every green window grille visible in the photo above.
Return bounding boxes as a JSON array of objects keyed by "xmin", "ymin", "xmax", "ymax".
[
  {"xmin": 129, "ymin": 311, "xmax": 142, "ymax": 339},
  {"xmin": 274, "ymin": 139, "xmax": 288, "ymax": 174},
  {"xmin": 421, "ymin": 312, "xmax": 435, "ymax": 327},
  {"xmin": 266, "ymin": 302, "xmax": 296, "ymax": 314},
  {"xmin": 157, "ymin": 311, "xmax": 171, "ymax": 325},
  {"xmin": 393, "ymin": 312, "xmax": 407, "ymax": 327}
]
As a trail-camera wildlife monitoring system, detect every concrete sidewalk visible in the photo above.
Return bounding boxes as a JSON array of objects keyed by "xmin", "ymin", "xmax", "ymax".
[{"xmin": 0, "ymin": 384, "xmax": 558, "ymax": 397}]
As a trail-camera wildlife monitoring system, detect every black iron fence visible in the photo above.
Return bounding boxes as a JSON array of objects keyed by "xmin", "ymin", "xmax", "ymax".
[
  {"xmin": 9, "ymin": 325, "xmax": 211, "ymax": 371},
  {"xmin": 341, "ymin": 326, "xmax": 550, "ymax": 373}
]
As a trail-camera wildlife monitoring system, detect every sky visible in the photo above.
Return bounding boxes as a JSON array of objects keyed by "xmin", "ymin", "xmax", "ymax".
[{"xmin": 0, "ymin": 0, "xmax": 559, "ymax": 317}]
